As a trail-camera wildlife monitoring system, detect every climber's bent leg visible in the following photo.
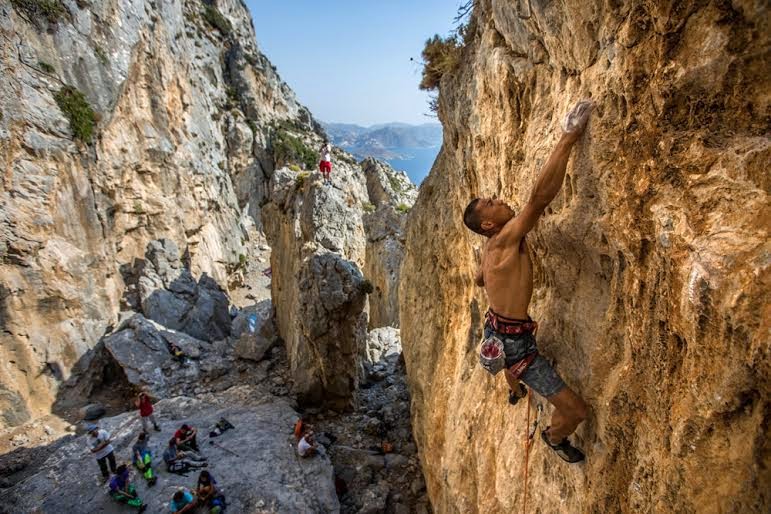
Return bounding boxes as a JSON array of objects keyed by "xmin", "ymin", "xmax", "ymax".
[
  {"xmin": 544, "ymin": 386, "xmax": 588, "ymax": 442},
  {"xmin": 503, "ymin": 368, "xmax": 527, "ymax": 405}
]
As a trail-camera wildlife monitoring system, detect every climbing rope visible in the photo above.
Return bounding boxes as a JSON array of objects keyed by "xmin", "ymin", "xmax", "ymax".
[
  {"xmin": 521, "ymin": 389, "xmax": 533, "ymax": 514},
  {"xmin": 521, "ymin": 390, "xmax": 543, "ymax": 514}
]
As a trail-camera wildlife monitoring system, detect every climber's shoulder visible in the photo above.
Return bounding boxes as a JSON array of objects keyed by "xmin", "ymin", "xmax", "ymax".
[{"xmin": 497, "ymin": 202, "xmax": 543, "ymax": 246}]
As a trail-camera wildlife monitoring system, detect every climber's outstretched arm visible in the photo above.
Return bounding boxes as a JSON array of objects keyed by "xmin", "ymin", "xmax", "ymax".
[
  {"xmin": 497, "ymin": 135, "xmax": 576, "ymax": 242},
  {"xmin": 499, "ymin": 100, "xmax": 593, "ymax": 243}
]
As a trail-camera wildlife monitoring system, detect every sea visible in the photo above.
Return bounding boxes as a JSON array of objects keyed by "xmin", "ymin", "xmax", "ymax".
[{"xmin": 384, "ymin": 146, "xmax": 440, "ymax": 185}]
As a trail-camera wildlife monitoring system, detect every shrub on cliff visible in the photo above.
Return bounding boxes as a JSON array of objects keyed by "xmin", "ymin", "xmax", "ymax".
[
  {"xmin": 202, "ymin": 4, "xmax": 232, "ymax": 35},
  {"xmin": 11, "ymin": 0, "xmax": 67, "ymax": 25},
  {"xmin": 272, "ymin": 129, "xmax": 317, "ymax": 171},
  {"xmin": 419, "ymin": 35, "xmax": 462, "ymax": 90},
  {"xmin": 54, "ymin": 86, "xmax": 96, "ymax": 142}
]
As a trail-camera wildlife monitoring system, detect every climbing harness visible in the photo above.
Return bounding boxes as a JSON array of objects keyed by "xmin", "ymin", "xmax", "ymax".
[
  {"xmin": 479, "ymin": 309, "xmax": 539, "ymax": 377},
  {"xmin": 521, "ymin": 392, "xmax": 543, "ymax": 514},
  {"xmin": 484, "ymin": 309, "xmax": 538, "ymax": 335}
]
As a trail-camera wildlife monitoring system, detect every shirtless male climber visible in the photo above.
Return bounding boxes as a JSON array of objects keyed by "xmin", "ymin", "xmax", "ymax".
[{"xmin": 463, "ymin": 100, "xmax": 593, "ymax": 463}]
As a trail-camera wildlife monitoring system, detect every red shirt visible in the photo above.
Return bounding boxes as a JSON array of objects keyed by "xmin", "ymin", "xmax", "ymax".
[
  {"xmin": 174, "ymin": 428, "xmax": 191, "ymax": 440},
  {"xmin": 138, "ymin": 396, "xmax": 153, "ymax": 417}
]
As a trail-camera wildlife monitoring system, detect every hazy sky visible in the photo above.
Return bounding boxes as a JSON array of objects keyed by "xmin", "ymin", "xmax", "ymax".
[{"xmin": 245, "ymin": 0, "xmax": 462, "ymax": 126}]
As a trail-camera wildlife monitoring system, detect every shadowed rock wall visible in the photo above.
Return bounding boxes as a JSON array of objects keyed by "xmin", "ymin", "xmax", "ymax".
[{"xmin": 400, "ymin": 1, "xmax": 769, "ymax": 513}]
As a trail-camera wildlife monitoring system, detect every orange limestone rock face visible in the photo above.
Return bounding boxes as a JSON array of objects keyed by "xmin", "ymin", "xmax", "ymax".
[{"xmin": 400, "ymin": 1, "xmax": 769, "ymax": 513}]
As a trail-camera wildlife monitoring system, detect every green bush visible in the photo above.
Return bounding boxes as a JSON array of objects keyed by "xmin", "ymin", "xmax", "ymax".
[
  {"xmin": 388, "ymin": 175, "xmax": 404, "ymax": 193},
  {"xmin": 94, "ymin": 45, "xmax": 108, "ymax": 65},
  {"xmin": 419, "ymin": 34, "xmax": 462, "ymax": 91},
  {"xmin": 396, "ymin": 203, "xmax": 411, "ymax": 214},
  {"xmin": 295, "ymin": 171, "xmax": 309, "ymax": 188},
  {"xmin": 54, "ymin": 86, "xmax": 96, "ymax": 142},
  {"xmin": 11, "ymin": 0, "xmax": 66, "ymax": 24},
  {"xmin": 288, "ymin": 164, "xmax": 301, "ymax": 172},
  {"xmin": 202, "ymin": 4, "xmax": 231, "ymax": 35},
  {"xmin": 272, "ymin": 128, "xmax": 317, "ymax": 170},
  {"xmin": 38, "ymin": 61, "xmax": 55, "ymax": 73},
  {"xmin": 362, "ymin": 202, "xmax": 375, "ymax": 213},
  {"xmin": 238, "ymin": 253, "xmax": 247, "ymax": 268}
]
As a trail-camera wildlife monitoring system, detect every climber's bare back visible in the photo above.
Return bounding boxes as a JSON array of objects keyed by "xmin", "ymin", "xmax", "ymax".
[{"xmin": 480, "ymin": 232, "xmax": 533, "ymax": 319}]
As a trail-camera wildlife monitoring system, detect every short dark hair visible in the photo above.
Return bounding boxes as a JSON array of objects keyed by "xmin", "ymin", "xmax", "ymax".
[
  {"xmin": 116, "ymin": 464, "xmax": 127, "ymax": 474},
  {"xmin": 463, "ymin": 198, "xmax": 486, "ymax": 235},
  {"xmin": 168, "ymin": 438, "xmax": 177, "ymax": 446},
  {"xmin": 138, "ymin": 432, "xmax": 147, "ymax": 441},
  {"xmin": 173, "ymin": 490, "xmax": 185, "ymax": 501}
]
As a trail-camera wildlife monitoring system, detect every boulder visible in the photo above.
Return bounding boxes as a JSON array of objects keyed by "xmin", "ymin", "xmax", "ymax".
[
  {"xmin": 233, "ymin": 300, "xmax": 277, "ymax": 362},
  {"xmin": 79, "ymin": 403, "xmax": 106, "ymax": 421},
  {"xmin": 364, "ymin": 327, "xmax": 401, "ymax": 365},
  {"xmin": 138, "ymin": 240, "xmax": 232, "ymax": 342}
]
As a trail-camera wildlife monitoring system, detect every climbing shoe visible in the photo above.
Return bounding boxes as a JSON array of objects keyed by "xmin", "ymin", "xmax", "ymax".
[
  {"xmin": 138, "ymin": 504, "xmax": 147, "ymax": 513},
  {"xmin": 508, "ymin": 383, "xmax": 528, "ymax": 406},
  {"xmin": 541, "ymin": 428, "xmax": 585, "ymax": 463}
]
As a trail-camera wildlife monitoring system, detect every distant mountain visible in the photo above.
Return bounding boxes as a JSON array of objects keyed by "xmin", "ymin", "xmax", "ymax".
[
  {"xmin": 322, "ymin": 122, "xmax": 442, "ymax": 184},
  {"xmin": 323, "ymin": 122, "xmax": 442, "ymax": 158}
]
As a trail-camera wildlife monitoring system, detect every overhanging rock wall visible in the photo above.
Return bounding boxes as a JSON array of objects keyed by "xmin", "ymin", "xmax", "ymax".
[{"xmin": 400, "ymin": 1, "xmax": 769, "ymax": 513}]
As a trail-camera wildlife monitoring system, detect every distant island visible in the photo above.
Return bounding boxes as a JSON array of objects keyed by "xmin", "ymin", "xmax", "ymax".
[{"xmin": 323, "ymin": 122, "xmax": 442, "ymax": 184}]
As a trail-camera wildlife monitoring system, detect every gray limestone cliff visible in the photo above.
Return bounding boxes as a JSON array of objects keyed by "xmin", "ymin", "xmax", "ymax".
[
  {"xmin": 0, "ymin": 0, "xmax": 318, "ymax": 429},
  {"xmin": 262, "ymin": 153, "xmax": 417, "ymax": 410}
]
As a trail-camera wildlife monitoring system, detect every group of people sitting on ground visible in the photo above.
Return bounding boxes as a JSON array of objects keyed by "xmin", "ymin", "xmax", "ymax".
[
  {"xmin": 169, "ymin": 471, "xmax": 226, "ymax": 513},
  {"xmin": 86, "ymin": 392, "xmax": 227, "ymax": 512}
]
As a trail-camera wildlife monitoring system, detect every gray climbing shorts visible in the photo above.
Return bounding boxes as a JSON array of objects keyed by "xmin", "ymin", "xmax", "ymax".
[{"xmin": 483, "ymin": 324, "xmax": 566, "ymax": 398}]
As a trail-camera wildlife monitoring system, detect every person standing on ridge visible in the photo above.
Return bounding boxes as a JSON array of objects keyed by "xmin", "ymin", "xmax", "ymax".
[
  {"xmin": 135, "ymin": 392, "xmax": 160, "ymax": 432},
  {"xmin": 319, "ymin": 140, "xmax": 333, "ymax": 184},
  {"xmin": 463, "ymin": 100, "xmax": 594, "ymax": 463}
]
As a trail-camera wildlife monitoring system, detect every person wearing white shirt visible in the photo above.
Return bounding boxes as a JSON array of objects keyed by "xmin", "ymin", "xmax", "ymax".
[
  {"xmin": 297, "ymin": 431, "xmax": 319, "ymax": 458},
  {"xmin": 87, "ymin": 423, "xmax": 117, "ymax": 480},
  {"xmin": 318, "ymin": 142, "xmax": 333, "ymax": 184}
]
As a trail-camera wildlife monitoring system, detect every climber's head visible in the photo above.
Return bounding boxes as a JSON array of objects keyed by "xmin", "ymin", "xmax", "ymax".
[{"xmin": 463, "ymin": 197, "xmax": 515, "ymax": 236}]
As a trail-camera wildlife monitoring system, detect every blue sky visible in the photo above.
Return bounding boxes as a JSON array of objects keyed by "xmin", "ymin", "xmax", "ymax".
[{"xmin": 245, "ymin": 0, "xmax": 462, "ymax": 126}]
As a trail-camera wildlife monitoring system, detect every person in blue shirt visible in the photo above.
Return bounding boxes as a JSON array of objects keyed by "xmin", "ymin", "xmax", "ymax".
[
  {"xmin": 170, "ymin": 488, "xmax": 196, "ymax": 513},
  {"xmin": 196, "ymin": 470, "xmax": 226, "ymax": 513},
  {"xmin": 109, "ymin": 464, "xmax": 147, "ymax": 512}
]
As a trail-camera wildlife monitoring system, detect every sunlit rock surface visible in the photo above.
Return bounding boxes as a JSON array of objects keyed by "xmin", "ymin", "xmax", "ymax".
[{"xmin": 400, "ymin": 1, "xmax": 769, "ymax": 513}]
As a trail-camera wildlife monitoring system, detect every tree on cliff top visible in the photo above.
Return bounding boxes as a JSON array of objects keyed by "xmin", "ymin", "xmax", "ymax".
[
  {"xmin": 418, "ymin": 34, "xmax": 462, "ymax": 91},
  {"xmin": 418, "ymin": 2, "xmax": 474, "ymax": 91}
]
